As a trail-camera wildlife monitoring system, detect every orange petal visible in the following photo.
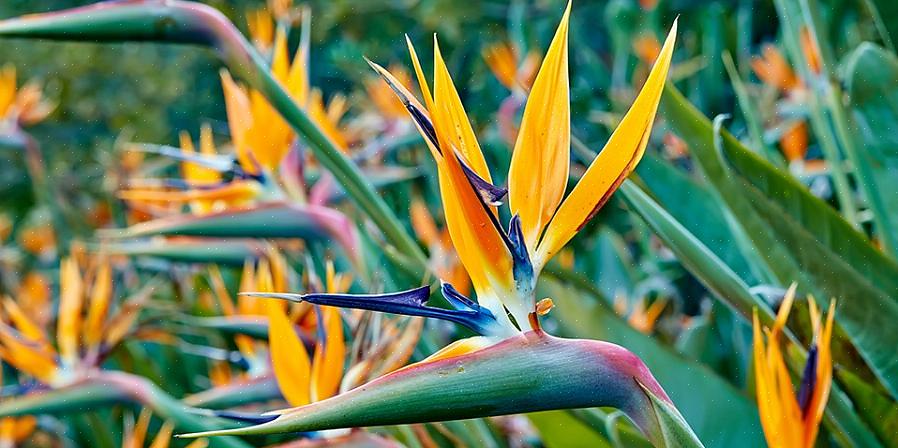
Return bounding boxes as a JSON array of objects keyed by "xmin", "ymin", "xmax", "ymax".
[
  {"xmin": 310, "ymin": 306, "xmax": 345, "ymax": 401},
  {"xmin": 2, "ymin": 297, "xmax": 47, "ymax": 345},
  {"xmin": 507, "ymin": 2, "xmax": 571, "ymax": 251},
  {"xmin": 536, "ymin": 19, "xmax": 677, "ymax": 266},
  {"xmin": 410, "ymin": 198, "xmax": 440, "ymax": 247},
  {"xmin": 267, "ymin": 303, "xmax": 312, "ymax": 407},
  {"xmin": 220, "ymin": 71, "xmax": 257, "ymax": 175},
  {"xmin": 482, "ymin": 42, "xmax": 520, "ymax": 90},
  {"xmin": 83, "ymin": 259, "xmax": 112, "ymax": 349},
  {"xmin": 410, "ymin": 335, "xmax": 493, "ymax": 366},
  {"xmin": 148, "ymin": 421, "xmax": 175, "ymax": 448},
  {"xmin": 753, "ymin": 310, "xmax": 780, "ymax": 447},
  {"xmin": 0, "ymin": 325, "xmax": 57, "ymax": 383},
  {"xmin": 431, "ymin": 37, "xmax": 493, "ymax": 182},
  {"xmin": 57, "ymin": 258, "xmax": 83, "ymax": 368}
]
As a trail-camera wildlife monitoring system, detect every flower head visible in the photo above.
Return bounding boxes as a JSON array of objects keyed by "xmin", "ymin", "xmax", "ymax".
[
  {"xmin": 0, "ymin": 256, "xmax": 145, "ymax": 387},
  {"xmin": 368, "ymin": 3, "xmax": 677, "ymax": 332},
  {"xmin": 753, "ymin": 285, "xmax": 835, "ymax": 448}
]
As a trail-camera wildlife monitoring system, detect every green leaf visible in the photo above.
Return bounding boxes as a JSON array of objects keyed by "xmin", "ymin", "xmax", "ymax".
[
  {"xmin": 634, "ymin": 155, "xmax": 759, "ymax": 284},
  {"xmin": 528, "ymin": 411, "xmax": 614, "ymax": 448},
  {"xmin": 662, "ymin": 84, "xmax": 898, "ymax": 399},
  {"xmin": 837, "ymin": 368, "xmax": 898, "ymax": 444},
  {"xmin": 842, "ymin": 42, "xmax": 898, "ymax": 259},
  {"xmin": 619, "ymin": 181, "xmax": 768, "ymax": 322},
  {"xmin": 640, "ymin": 383, "xmax": 705, "ymax": 448},
  {"xmin": 617, "ymin": 180, "xmax": 882, "ymax": 446},
  {"xmin": 183, "ymin": 375, "xmax": 281, "ymax": 410},
  {"xmin": 103, "ymin": 202, "xmax": 360, "ymax": 266}
]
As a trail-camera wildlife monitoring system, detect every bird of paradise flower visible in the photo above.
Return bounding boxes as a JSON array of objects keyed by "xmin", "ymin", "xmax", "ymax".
[{"xmin": 183, "ymin": 5, "xmax": 695, "ymax": 446}]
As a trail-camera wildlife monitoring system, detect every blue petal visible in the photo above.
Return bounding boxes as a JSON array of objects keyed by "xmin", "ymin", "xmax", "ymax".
[
  {"xmin": 508, "ymin": 214, "xmax": 534, "ymax": 292},
  {"xmin": 797, "ymin": 344, "xmax": 818, "ymax": 416},
  {"xmin": 242, "ymin": 286, "xmax": 499, "ymax": 335},
  {"xmin": 458, "ymin": 156, "xmax": 508, "ymax": 206}
]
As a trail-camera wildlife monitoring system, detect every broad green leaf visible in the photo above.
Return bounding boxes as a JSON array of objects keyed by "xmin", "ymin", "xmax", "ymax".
[
  {"xmin": 634, "ymin": 155, "xmax": 758, "ymax": 284},
  {"xmin": 618, "ymin": 180, "xmax": 882, "ymax": 447},
  {"xmin": 837, "ymin": 368, "xmax": 898, "ymax": 444},
  {"xmin": 842, "ymin": 42, "xmax": 898, "ymax": 259},
  {"xmin": 619, "ymin": 181, "xmax": 768, "ymax": 322},
  {"xmin": 543, "ymin": 276, "xmax": 764, "ymax": 447},
  {"xmin": 640, "ymin": 383, "xmax": 705, "ymax": 448},
  {"xmin": 662, "ymin": 84, "xmax": 898, "ymax": 399}
]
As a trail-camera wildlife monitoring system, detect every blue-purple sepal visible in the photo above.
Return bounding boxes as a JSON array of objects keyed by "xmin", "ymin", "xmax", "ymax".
[{"xmin": 242, "ymin": 285, "xmax": 499, "ymax": 335}]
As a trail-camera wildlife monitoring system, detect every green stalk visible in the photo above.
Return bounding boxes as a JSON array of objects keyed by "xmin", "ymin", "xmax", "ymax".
[{"xmin": 721, "ymin": 52, "xmax": 781, "ymax": 166}]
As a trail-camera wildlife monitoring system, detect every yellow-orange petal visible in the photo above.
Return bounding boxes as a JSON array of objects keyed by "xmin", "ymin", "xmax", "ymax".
[
  {"xmin": 369, "ymin": 317, "xmax": 424, "ymax": 379},
  {"xmin": 753, "ymin": 310, "xmax": 780, "ymax": 447},
  {"xmin": 220, "ymin": 71, "xmax": 257, "ymax": 175},
  {"xmin": 118, "ymin": 181, "xmax": 261, "ymax": 205},
  {"xmin": 751, "ymin": 45, "xmax": 799, "ymax": 92},
  {"xmin": 267, "ymin": 303, "xmax": 312, "ymax": 407},
  {"xmin": 482, "ymin": 42, "xmax": 520, "ymax": 90},
  {"xmin": 410, "ymin": 198, "xmax": 440, "ymax": 247},
  {"xmin": 366, "ymin": 59, "xmax": 441, "ymax": 160},
  {"xmin": 535, "ymin": 19, "xmax": 677, "ymax": 266},
  {"xmin": 437, "ymin": 147, "xmax": 514, "ymax": 310},
  {"xmin": 148, "ymin": 421, "xmax": 175, "ymax": 448},
  {"xmin": 57, "ymin": 258, "xmax": 83, "ymax": 368},
  {"xmin": 799, "ymin": 26, "xmax": 822, "ymax": 75},
  {"xmin": 804, "ymin": 299, "xmax": 835, "ymax": 446},
  {"xmin": 431, "ymin": 37, "xmax": 493, "ymax": 182},
  {"xmin": 412, "ymin": 335, "xmax": 493, "ymax": 366},
  {"xmin": 126, "ymin": 409, "xmax": 152, "ymax": 448},
  {"xmin": 310, "ymin": 306, "xmax": 345, "ymax": 402},
  {"xmin": 309, "ymin": 89, "xmax": 349, "ymax": 152},
  {"xmin": 247, "ymin": 8, "xmax": 274, "ymax": 51},
  {"xmin": 0, "ymin": 326, "xmax": 57, "ymax": 383},
  {"xmin": 207, "ymin": 265, "xmax": 236, "ymax": 316},
  {"xmin": 507, "ymin": 2, "xmax": 571, "ymax": 251},
  {"xmin": 780, "ymin": 121, "xmax": 808, "ymax": 163},
  {"xmin": 406, "ymin": 36, "xmax": 436, "ymax": 121},
  {"xmin": 2, "ymin": 297, "xmax": 46, "ymax": 345},
  {"xmin": 772, "ymin": 283, "xmax": 797, "ymax": 338},
  {"xmin": 271, "ymin": 27, "xmax": 290, "ymax": 85},
  {"xmin": 0, "ymin": 65, "xmax": 16, "ymax": 118},
  {"xmin": 83, "ymin": 259, "xmax": 112, "ymax": 349}
]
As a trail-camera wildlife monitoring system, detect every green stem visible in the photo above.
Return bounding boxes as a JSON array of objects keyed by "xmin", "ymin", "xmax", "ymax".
[{"xmin": 721, "ymin": 52, "xmax": 781, "ymax": 166}]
